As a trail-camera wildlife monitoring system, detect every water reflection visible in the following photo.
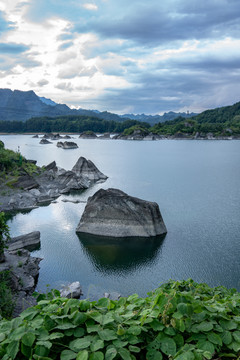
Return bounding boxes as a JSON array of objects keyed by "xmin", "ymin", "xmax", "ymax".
[{"xmin": 77, "ymin": 233, "xmax": 166, "ymax": 275}]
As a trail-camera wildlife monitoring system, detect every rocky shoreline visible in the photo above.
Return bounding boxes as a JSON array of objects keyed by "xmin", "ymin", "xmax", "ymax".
[{"xmin": 0, "ymin": 156, "xmax": 107, "ymax": 213}]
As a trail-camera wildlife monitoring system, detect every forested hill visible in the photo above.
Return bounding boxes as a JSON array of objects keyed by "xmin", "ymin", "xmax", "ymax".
[{"xmin": 191, "ymin": 101, "xmax": 240, "ymax": 124}]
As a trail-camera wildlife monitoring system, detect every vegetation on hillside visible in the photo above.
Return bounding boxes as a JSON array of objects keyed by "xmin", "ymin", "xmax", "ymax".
[
  {"xmin": 0, "ymin": 116, "xmax": 150, "ymax": 134},
  {"xmin": 0, "ymin": 279, "xmax": 239, "ymax": 359}
]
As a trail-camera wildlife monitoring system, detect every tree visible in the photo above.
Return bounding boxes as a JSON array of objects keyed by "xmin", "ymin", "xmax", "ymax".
[{"xmin": 0, "ymin": 212, "xmax": 10, "ymax": 263}]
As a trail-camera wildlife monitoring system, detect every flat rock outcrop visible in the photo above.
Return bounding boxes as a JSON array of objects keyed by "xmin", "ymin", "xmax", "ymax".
[
  {"xmin": 8, "ymin": 231, "xmax": 40, "ymax": 251},
  {"xmin": 40, "ymin": 138, "xmax": 52, "ymax": 144},
  {"xmin": 60, "ymin": 281, "xmax": 82, "ymax": 299},
  {"xmin": 79, "ymin": 131, "xmax": 97, "ymax": 139},
  {"xmin": 76, "ymin": 188, "xmax": 167, "ymax": 237}
]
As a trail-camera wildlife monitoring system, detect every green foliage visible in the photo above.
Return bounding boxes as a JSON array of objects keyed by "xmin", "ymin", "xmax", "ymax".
[
  {"xmin": 123, "ymin": 125, "xmax": 149, "ymax": 136},
  {"xmin": 0, "ymin": 279, "xmax": 240, "ymax": 359},
  {"xmin": 0, "ymin": 212, "xmax": 10, "ymax": 256},
  {"xmin": 0, "ymin": 271, "xmax": 14, "ymax": 319},
  {"xmin": 0, "ymin": 116, "xmax": 150, "ymax": 134}
]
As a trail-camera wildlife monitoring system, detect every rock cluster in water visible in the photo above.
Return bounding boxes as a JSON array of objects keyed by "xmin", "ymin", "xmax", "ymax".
[
  {"xmin": 0, "ymin": 157, "xmax": 107, "ymax": 212},
  {"xmin": 57, "ymin": 141, "xmax": 78, "ymax": 149},
  {"xmin": 76, "ymin": 188, "xmax": 167, "ymax": 237}
]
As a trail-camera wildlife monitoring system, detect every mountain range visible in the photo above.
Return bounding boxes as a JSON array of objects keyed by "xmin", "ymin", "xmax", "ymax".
[{"xmin": 0, "ymin": 89, "xmax": 197, "ymax": 124}]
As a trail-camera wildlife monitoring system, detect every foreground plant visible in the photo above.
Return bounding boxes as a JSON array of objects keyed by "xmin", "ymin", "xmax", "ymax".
[{"xmin": 0, "ymin": 279, "xmax": 239, "ymax": 359}]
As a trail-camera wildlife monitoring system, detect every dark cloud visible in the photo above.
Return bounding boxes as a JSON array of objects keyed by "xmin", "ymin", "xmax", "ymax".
[{"xmin": 75, "ymin": 1, "xmax": 240, "ymax": 47}]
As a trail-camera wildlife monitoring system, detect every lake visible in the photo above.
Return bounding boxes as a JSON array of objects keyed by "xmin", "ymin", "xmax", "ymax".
[{"xmin": 1, "ymin": 135, "xmax": 240, "ymax": 298}]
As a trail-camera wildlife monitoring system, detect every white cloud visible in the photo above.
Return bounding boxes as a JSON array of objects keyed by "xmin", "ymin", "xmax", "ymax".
[{"xmin": 82, "ymin": 3, "xmax": 98, "ymax": 11}]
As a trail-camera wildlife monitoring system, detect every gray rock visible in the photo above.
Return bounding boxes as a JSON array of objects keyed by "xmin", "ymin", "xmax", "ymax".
[
  {"xmin": 76, "ymin": 188, "xmax": 167, "ymax": 237},
  {"xmin": 44, "ymin": 161, "xmax": 57, "ymax": 171},
  {"xmin": 60, "ymin": 281, "xmax": 82, "ymax": 299},
  {"xmin": 14, "ymin": 174, "xmax": 39, "ymax": 190},
  {"xmin": 57, "ymin": 141, "xmax": 78, "ymax": 149},
  {"xmin": 40, "ymin": 139, "xmax": 52, "ymax": 144},
  {"xmin": 8, "ymin": 231, "xmax": 41, "ymax": 251},
  {"xmin": 72, "ymin": 157, "xmax": 108, "ymax": 183},
  {"xmin": 79, "ymin": 131, "xmax": 97, "ymax": 139}
]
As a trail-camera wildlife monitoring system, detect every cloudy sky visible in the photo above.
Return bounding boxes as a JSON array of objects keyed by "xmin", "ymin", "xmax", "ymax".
[{"xmin": 0, "ymin": 0, "xmax": 240, "ymax": 114}]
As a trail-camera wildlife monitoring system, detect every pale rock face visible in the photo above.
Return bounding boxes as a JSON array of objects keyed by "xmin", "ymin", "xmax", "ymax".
[
  {"xmin": 72, "ymin": 157, "xmax": 108, "ymax": 182},
  {"xmin": 60, "ymin": 281, "xmax": 82, "ymax": 299},
  {"xmin": 76, "ymin": 188, "xmax": 167, "ymax": 238}
]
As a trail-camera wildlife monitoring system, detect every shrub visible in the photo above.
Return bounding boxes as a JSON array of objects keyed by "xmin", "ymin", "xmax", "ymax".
[{"xmin": 0, "ymin": 279, "xmax": 239, "ymax": 359}]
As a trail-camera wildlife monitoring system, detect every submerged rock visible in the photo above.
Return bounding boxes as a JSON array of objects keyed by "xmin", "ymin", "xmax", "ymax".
[{"xmin": 76, "ymin": 188, "xmax": 167, "ymax": 237}]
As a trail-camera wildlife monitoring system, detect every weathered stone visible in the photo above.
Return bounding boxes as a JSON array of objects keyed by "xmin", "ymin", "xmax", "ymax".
[
  {"xmin": 8, "ymin": 231, "xmax": 41, "ymax": 251},
  {"xmin": 57, "ymin": 141, "xmax": 78, "ymax": 149},
  {"xmin": 40, "ymin": 139, "xmax": 52, "ymax": 144},
  {"xmin": 44, "ymin": 161, "xmax": 57, "ymax": 171},
  {"xmin": 76, "ymin": 188, "xmax": 167, "ymax": 237},
  {"xmin": 72, "ymin": 157, "xmax": 108, "ymax": 182},
  {"xmin": 79, "ymin": 131, "xmax": 97, "ymax": 139},
  {"xmin": 14, "ymin": 174, "xmax": 39, "ymax": 190},
  {"xmin": 60, "ymin": 281, "xmax": 82, "ymax": 299}
]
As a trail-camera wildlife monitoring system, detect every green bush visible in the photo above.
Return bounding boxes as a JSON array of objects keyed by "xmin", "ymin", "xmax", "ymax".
[
  {"xmin": 0, "ymin": 279, "xmax": 239, "ymax": 359},
  {"xmin": 0, "ymin": 271, "xmax": 14, "ymax": 320}
]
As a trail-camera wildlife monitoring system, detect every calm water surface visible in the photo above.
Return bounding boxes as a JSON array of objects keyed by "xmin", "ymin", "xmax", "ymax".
[{"xmin": 1, "ymin": 135, "xmax": 240, "ymax": 298}]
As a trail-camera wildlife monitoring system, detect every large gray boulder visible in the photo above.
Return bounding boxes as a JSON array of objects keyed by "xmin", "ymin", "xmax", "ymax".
[
  {"xmin": 76, "ymin": 188, "xmax": 167, "ymax": 237},
  {"xmin": 8, "ymin": 231, "xmax": 40, "ymax": 251}
]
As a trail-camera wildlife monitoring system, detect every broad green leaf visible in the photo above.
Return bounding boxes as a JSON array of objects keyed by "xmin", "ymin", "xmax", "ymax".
[
  {"xmin": 87, "ymin": 324, "xmax": 100, "ymax": 333},
  {"xmin": 70, "ymin": 338, "xmax": 91, "ymax": 351},
  {"xmin": 197, "ymin": 340, "xmax": 215, "ymax": 354},
  {"xmin": 232, "ymin": 330, "xmax": 240, "ymax": 343},
  {"xmin": 79, "ymin": 301, "xmax": 91, "ymax": 311},
  {"xmin": 90, "ymin": 339, "xmax": 104, "ymax": 352},
  {"xmin": 76, "ymin": 350, "xmax": 89, "ymax": 360},
  {"xmin": 105, "ymin": 347, "xmax": 117, "ymax": 360},
  {"xmin": 203, "ymin": 351, "xmax": 213, "ymax": 360},
  {"xmin": 146, "ymin": 349, "xmax": 163, "ymax": 360},
  {"xmin": 113, "ymin": 339, "xmax": 128, "ymax": 348},
  {"xmin": 97, "ymin": 297, "xmax": 110, "ymax": 308},
  {"xmin": 196, "ymin": 321, "xmax": 213, "ymax": 332},
  {"xmin": 73, "ymin": 312, "xmax": 88, "ymax": 325},
  {"xmin": 60, "ymin": 350, "xmax": 78, "ymax": 360},
  {"xmin": 164, "ymin": 327, "xmax": 176, "ymax": 336},
  {"xmin": 49, "ymin": 332, "xmax": 64, "ymax": 340},
  {"xmin": 74, "ymin": 328, "xmax": 85, "ymax": 338},
  {"xmin": 160, "ymin": 337, "xmax": 176, "ymax": 356},
  {"xmin": 44, "ymin": 315, "xmax": 56, "ymax": 331},
  {"xmin": 34, "ymin": 345, "xmax": 50, "ymax": 357},
  {"xmin": 221, "ymin": 330, "xmax": 232, "ymax": 345},
  {"xmin": 0, "ymin": 333, "xmax": 5, "ymax": 341},
  {"xmin": 118, "ymin": 347, "xmax": 132, "ymax": 360},
  {"xmin": 102, "ymin": 313, "xmax": 115, "ymax": 325},
  {"xmin": 6, "ymin": 340, "xmax": 19, "ymax": 359},
  {"xmin": 21, "ymin": 343, "xmax": 32, "ymax": 358},
  {"xmin": 20, "ymin": 308, "xmax": 39, "ymax": 320},
  {"xmin": 219, "ymin": 320, "xmax": 237, "ymax": 330},
  {"xmin": 174, "ymin": 351, "xmax": 195, "ymax": 360},
  {"xmin": 89, "ymin": 312, "xmax": 102, "ymax": 323},
  {"xmin": 127, "ymin": 326, "xmax": 141, "ymax": 335},
  {"xmin": 56, "ymin": 323, "xmax": 77, "ymax": 330},
  {"xmin": 36, "ymin": 341, "xmax": 52, "ymax": 349},
  {"xmin": 128, "ymin": 345, "xmax": 140, "ymax": 353},
  {"xmin": 150, "ymin": 319, "xmax": 165, "ymax": 331},
  {"xmin": 207, "ymin": 332, "xmax": 222, "ymax": 346},
  {"xmin": 22, "ymin": 332, "xmax": 36, "ymax": 347},
  {"xmin": 232, "ymin": 341, "xmax": 240, "ymax": 352},
  {"xmin": 89, "ymin": 351, "xmax": 104, "ymax": 360},
  {"xmin": 98, "ymin": 329, "xmax": 117, "ymax": 341}
]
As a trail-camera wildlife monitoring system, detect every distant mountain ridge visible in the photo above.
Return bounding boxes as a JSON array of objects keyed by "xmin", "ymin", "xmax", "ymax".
[{"xmin": 0, "ymin": 88, "xmax": 196, "ymax": 124}]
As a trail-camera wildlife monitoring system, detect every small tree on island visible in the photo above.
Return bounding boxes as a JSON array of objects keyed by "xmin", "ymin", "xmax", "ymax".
[{"xmin": 0, "ymin": 212, "xmax": 10, "ymax": 263}]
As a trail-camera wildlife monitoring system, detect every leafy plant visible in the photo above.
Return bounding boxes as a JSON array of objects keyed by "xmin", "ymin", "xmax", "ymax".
[
  {"xmin": 0, "ymin": 271, "xmax": 14, "ymax": 320},
  {"xmin": 0, "ymin": 279, "xmax": 239, "ymax": 359},
  {"xmin": 0, "ymin": 212, "xmax": 10, "ymax": 262}
]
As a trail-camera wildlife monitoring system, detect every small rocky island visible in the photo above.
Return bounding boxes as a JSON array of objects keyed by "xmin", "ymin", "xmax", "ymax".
[
  {"xmin": 0, "ymin": 156, "xmax": 107, "ymax": 212},
  {"xmin": 76, "ymin": 188, "xmax": 167, "ymax": 237},
  {"xmin": 57, "ymin": 141, "xmax": 78, "ymax": 149}
]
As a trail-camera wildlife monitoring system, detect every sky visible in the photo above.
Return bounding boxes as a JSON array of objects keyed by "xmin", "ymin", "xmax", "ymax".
[{"xmin": 0, "ymin": 0, "xmax": 240, "ymax": 115}]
